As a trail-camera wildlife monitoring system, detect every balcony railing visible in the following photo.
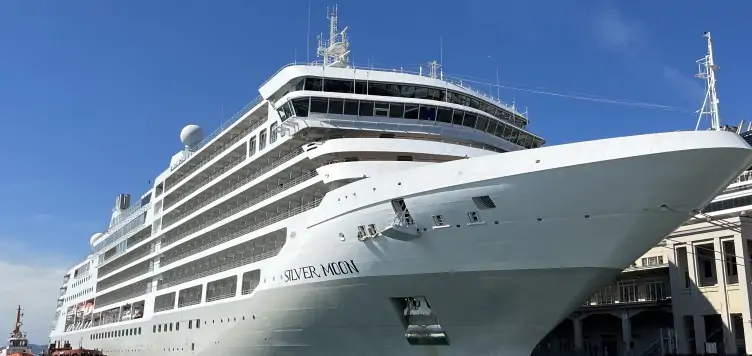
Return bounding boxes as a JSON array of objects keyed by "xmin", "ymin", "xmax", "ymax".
[{"xmin": 583, "ymin": 280, "xmax": 671, "ymax": 307}]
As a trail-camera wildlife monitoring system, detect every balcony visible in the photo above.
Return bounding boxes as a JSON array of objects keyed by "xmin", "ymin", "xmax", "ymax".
[{"xmin": 582, "ymin": 279, "xmax": 671, "ymax": 309}]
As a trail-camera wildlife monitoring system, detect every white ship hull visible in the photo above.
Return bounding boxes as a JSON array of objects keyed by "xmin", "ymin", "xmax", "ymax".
[{"xmin": 52, "ymin": 131, "xmax": 752, "ymax": 356}]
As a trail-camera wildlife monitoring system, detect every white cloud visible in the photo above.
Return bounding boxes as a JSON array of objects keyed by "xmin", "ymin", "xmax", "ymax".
[
  {"xmin": 591, "ymin": 2, "xmax": 705, "ymax": 104},
  {"xmin": 592, "ymin": 2, "xmax": 645, "ymax": 52},
  {"xmin": 0, "ymin": 238, "xmax": 73, "ymax": 345},
  {"xmin": 663, "ymin": 65, "xmax": 705, "ymax": 103},
  {"xmin": 0, "ymin": 261, "xmax": 67, "ymax": 345}
]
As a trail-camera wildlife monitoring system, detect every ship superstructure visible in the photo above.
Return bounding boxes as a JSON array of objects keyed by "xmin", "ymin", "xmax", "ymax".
[
  {"xmin": 48, "ymin": 11, "xmax": 752, "ymax": 356},
  {"xmin": 1, "ymin": 306, "xmax": 33, "ymax": 356}
]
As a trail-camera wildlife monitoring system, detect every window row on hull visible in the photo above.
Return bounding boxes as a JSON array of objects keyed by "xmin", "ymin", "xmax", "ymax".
[
  {"xmin": 279, "ymin": 96, "xmax": 543, "ymax": 149},
  {"xmin": 155, "ymin": 269, "xmax": 261, "ymax": 314},
  {"xmin": 160, "ymin": 171, "xmax": 318, "ymax": 266},
  {"xmin": 294, "ymin": 76, "xmax": 527, "ymax": 128},
  {"xmin": 161, "ymin": 146, "xmax": 305, "ymax": 232},
  {"xmin": 157, "ymin": 229, "xmax": 286, "ymax": 291},
  {"xmin": 163, "ymin": 144, "xmax": 248, "ymax": 210},
  {"xmin": 98, "ymin": 243, "xmax": 153, "ymax": 279},
  {"xmin": 158, "ymin": 193, "xmax": 320, "ymax": 274},
  {"xmin": 700, "ymin": 193, "xmax": 752, "ymax": 215},
  {"xmin": 164, "ymin": 114, "xmax": 267, "ymax": 200}
]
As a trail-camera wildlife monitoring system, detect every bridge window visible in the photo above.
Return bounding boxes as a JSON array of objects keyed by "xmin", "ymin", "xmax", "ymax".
[
  {"xmin": 404, "ymin": 104, "xmax": 419, "ymax": 119},
  {"xmin": 310, "ymin": 98, "xmax": 328, "ymax": 113},
  {"xmin": 419, "ymin": 105, "xmax": 436, "ymax": 121},
  {"xmin": 389, "ymin": 103, "xmax": 404, "ymax": 118},
  {"xmin": 328, "ymin": 98, "xmax": 344, "ymax": 114},
  {"xmin": 374, "ymin": 102, "xmax": 389, "ymax": 116},
  {"xmin": 293, "ymin": 77, "xmax": 528, "ymax": 128},
  {"xmin": 278, "ymin": 96, "xmax": 544, "ymax": 149},
  {"xmin": 343, "ymin": 100, "xmax": 359, "ymax": 115},
  {"xmin": 463, "ymin": 113, "xmax": 477, "ymax": 128},
  {"xmin": 359, "ymin": 101, "xmax": 374, "ymax": 116},
  {"xmin": 291, "ymin": 98, "xmax": 309, "ymax": 117}
]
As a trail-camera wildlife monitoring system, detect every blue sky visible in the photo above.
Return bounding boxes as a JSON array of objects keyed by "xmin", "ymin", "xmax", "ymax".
[{"xmin": 0, "ymin": 0, "xmax": 749, "ymax": 342}]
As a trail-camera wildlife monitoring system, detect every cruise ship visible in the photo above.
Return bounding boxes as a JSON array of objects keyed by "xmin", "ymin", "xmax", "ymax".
[{"xmin": 47, "ymin": 11, "xmax": 752, "ymax": 356}]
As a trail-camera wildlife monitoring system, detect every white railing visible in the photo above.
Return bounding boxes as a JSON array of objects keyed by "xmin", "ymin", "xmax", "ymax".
[
  {"xmin": 93, "ymin": 203, "xmax": 152, "ymax": 254},
  {"xmin": 177, "ymin": 299, "xmax": 201, "ymax": 308},
  {"xmin": 162, "ymin": 170, "xmax": 317, "ymax": 253},
  {"xmin": 206, "ymin": 292, "xmax": 235, "ymax": 303},
  {"xmin": 260, "ymin": 62, "xmax": 525, "ymax": 118},
  {"xmin": 165, "ymin": 153, "xmax": 246, "ymax": 210},
  {"xmin": 731, "ymin": 171, "xmax": 752, "ymax": 185},
  {"xmin": 154, "ymin": 305, "xmax": 174, "ymax": 313},
  {"xmin": 158, "ymin": 248, "xmax": 282, "ymax": 291},
  {"xmin": 98, "ymin": 264, "xmax": 153, "ymax": 291},
  {"xmin": 162, "ymin": 147, "xmax": 307, "ymax": 235},
  {"xmin": 161, "ymin": 198, "xmax": 320, "ymax": 268},
  {"xmin": 98, "ymin": 244, "xmax": 153, "ymax": 277},
  {"xmin": 170, "ymin": 97, "xmax": 264, "ymax": 172}
]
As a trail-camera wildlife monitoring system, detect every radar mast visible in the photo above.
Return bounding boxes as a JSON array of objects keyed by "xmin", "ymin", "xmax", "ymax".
[
  {"xmin": 695, "ymin": 31, "xmax": 722, "ymax": 131},
  {"xmin": 316, "ymin": 5, "xmax": 350, "ymax": 68}
]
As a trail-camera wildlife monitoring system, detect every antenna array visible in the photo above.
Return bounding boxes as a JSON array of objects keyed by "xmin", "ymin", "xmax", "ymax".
[
  {"xmin": 316, "ymin": 5, "xmax": 351, "ymax": 68},
  {"xmin": 695, "ymin": 32, "xmax": 722, "ymax": 131}
]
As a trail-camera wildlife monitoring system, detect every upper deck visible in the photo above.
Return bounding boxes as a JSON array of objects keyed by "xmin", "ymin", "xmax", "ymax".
[{"xmin": 260, "ymin": 63, "xmax": 532, "ymax": 130}]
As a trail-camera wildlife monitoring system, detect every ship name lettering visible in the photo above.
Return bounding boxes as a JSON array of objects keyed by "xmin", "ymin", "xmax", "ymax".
[
  {"xmin": 320, "ymin": 260, "xmax": 359, "ymax": 277},
  {"xmin": 283, "ymin": 266, "xmax": 321, "ymax": 282},
  {"xmin": 283, "ymin": 260, "xmax": 360, "ymax": 282}
]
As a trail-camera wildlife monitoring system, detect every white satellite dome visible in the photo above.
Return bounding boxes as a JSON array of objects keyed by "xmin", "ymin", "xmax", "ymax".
[
  {"xmin": 89, "ymin": 232, "xmax": 104, "ymax": 246},
  {"xmin": 180, "ymin": 124, "xmax": 204, "ymax": 148}
]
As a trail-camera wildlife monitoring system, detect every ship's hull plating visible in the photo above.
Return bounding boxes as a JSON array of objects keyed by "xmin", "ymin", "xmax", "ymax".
[{"xmin": 52, "ymin": 131, "xmax": 752, "ymax": 356}]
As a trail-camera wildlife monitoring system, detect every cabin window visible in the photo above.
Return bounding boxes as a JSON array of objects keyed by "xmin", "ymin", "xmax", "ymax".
[
  {"xmin": 189, "ymin": 320, "xmax": 193, "ymax": 329},
  {"xmin": 249, "ymin": 136, "xmax": 256, "ymax": 156},
  {"xmin": 158, "ymin": 324, "xmax": 161, "ymax": 332},
  {"xmin": 269, "ymin": 122, "xmax": 278, "ymax": 144},
  {"xmin": 176, "ymin": 322, "xmax": 180, "ymax": 331},
  {"xmin": 259, "ymin": 130, "xmax": 267, "ymax": 150},
  {"xmin": 196, "ymin": 319, "xmax": 201, "ymax": 328},
  {"xmin": 139, "ymin": 327, "xmax": 142, "ymax": 335},
  {"xmin": 153, "ymin": 325, "xmax": 156, "ymax": 333}
]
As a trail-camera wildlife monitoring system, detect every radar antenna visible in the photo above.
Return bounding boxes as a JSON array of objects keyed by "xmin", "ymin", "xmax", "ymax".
[
  {"xmin": 695, "ymin": 32, "xmax": 722, "ymax": 131},
  {"xmin": 316, "ymin": 5, "xmax": 350, "ymax": 68},
  {"xmin": 427, "ymin": 60, "xmax": 441, "ymax": 79}
]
